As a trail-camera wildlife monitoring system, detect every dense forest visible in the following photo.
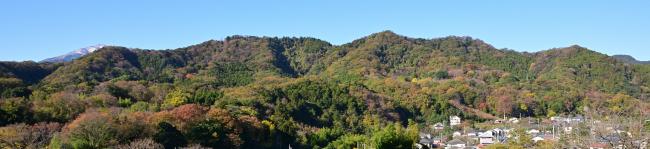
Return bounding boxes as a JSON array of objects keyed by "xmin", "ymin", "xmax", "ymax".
[{"xmin": 1, "ymin": 31, "xmax": 649, "ymax": 149}]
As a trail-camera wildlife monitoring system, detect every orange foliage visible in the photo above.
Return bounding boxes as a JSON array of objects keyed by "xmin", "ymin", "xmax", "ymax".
[
  {"xmin": 207, "ymin": 108, "xmax": 238, "ymax": 130},
  {"xmin": 171, "ymin": 104, "xmax": 207, "ymax": 122}
]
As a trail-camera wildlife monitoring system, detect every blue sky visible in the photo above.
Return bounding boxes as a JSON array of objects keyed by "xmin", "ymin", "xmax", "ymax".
[{"xmin": 1, "ymin": 0, "xmax": 649, "ymax": 61}]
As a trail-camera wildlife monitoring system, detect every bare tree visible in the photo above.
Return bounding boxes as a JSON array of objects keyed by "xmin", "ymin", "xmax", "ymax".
[{"xmin": 0, "ymin": 122, "xmax": 62, "ymax": 149}]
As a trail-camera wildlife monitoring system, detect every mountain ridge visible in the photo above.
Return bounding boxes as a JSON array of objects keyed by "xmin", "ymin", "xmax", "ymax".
[
  {"xmin": 2, "ymin": 31, "xmax": 649, "ymax": 119},
  {"xmin": 1, "ymin": 31, "xmax": 649, "ymax": 148},
  {"xmin": 40, "ymin": 31, "xmax": 650, "ymax": 90},
  {"xmin": 40, "ymin": 44, "xmax": 106, "ymax": 63},
  {"xmin": 612, "ymin": 54, "xmax": 650, "ymax": 64}
]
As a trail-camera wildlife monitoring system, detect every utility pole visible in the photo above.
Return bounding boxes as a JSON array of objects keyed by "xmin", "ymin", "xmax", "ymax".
[{"xmin": 552, "ymin": 124, "xmax": 555, "ymax": 139}]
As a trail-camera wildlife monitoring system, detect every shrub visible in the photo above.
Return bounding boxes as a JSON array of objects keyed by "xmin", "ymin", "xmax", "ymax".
[
  {"xmin": 115, "ymin": 138, "xmax": 164, "ymax": 149},
  {"xmin": 64, "ymin": 111, "xmax": 118, "ymax": 148}
]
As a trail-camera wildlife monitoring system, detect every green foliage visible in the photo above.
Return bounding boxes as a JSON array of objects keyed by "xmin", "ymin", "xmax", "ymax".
[
  {"xmin": 325, "ymin": 134, "xmax": 366, "ymax": 149},
  {"xmin": 0, "ymin": 61, "xmax": 60, "ymax": 84},
  {"xmin": 129, "ymin": 101, "xmax": 156, "ymax": 112},
  {"xmin": 263, "ymin": 80, "xmax": 365, "ymax": 129},
  {"xmin": 0, "ymin": 97, "xmax": 32, "ymax": 125},
  {"xmin": 137, "ymin": 52, "xmax": 181, "ymax": 82},
  {"xmin": 211, "ymin": 62, "xmax": 254, "ymax": 87},
  {"xmin": 0, "ymin": 78, "xmax": 29, "ymax": 98},
  {"xmin": 118, "ymin": 98, "xmax": 133, "ymax": 107},
  {"xmin": 33, "ymin": 92, "xmax": 85, "ymax": 122},
  {"xmin": 431, "ymin": 70, "xmax": 449, "ymax": 79},
  {"xmin": 187, "ymin": 90, "xmax": 222, "ymax": 106},
  {"xmin": 606, "ymin": 93, "xmax": 639, "ymax": 116},
  {"xmin": 67, "ymin": 116, "xmax": 117, "ymax": 148},
  {"xmin": 370, "ymin": 122, "xmax": 418, "ymax": 149},
  {"xmin": 507, "ymin": 128, "xmax": 533, "ymax": 147},
  {"xmin": 305, "ymin": 127, "xmax": 345, "ymax": 148},
  {"xmin": 273, "ymin": 37, "xmax": 331, "ymax": 75},
  {"xmin": 48, "ymin": 133, "xmax": 65, "ymax": 149}
]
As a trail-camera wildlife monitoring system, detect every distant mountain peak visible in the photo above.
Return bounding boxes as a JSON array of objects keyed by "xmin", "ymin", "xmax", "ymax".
[
  {"xmin": 359, "ymin": 30, "xmax": 409, "ymax": 44},
  {"xmin": 373, "ymin": 30, "xmax": 398, "ymax": 36},
  {"xmin": 612, "ymin": 54, "xmax": 650, "ymax": 64},
  {"xmin": 41, "ymin": 44, "xmax": 106, "ymax": 63}
]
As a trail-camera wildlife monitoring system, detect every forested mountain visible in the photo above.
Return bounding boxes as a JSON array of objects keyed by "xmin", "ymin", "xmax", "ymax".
[
  {"xmin": 0, "ymin": 61, "xmax": 61, "ymax": 97},
  {"xmin": 1, "ymin": 31, "xmax": 649, "ymax": 149}
]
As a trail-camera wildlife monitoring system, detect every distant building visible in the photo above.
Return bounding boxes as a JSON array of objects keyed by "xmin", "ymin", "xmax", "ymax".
[
  {"xmin": 450, "ymin": 116, "xmax": 461, "ymax": 126},
  {"xmin": 532, "ymin": 136, "xmax": 545, "ymax": 143},
  {"xmin": 571, "ymin": 115, "xmax": 584, "ymax": 123},
  {"xmin": 527, "ymin": 129, "xmax": 540, "ymax": 134},
  {"xmin": 445, "ymin": 139, "xmax": 466, "ymax": 149},
  {"xmin": 452, "ymin": 131, "xmax": 462, "ymax": 138},
  {"xmin": 465, "ymin": 129, "xmax": 479, "ymax": 137},
  {"xmin": 417, "ymin": 138, "xmax": 435, "ymax": 149},
  {"xmin": 434, "ymin": 122, "xmax": 445, "ymax": 130},
  {"xmin": 478, "ymin": 131, "xmax": 495, "ymax": 145},
  {"xmin": 550, "ymin": 116, "xmax": 563, "ymax": 122},
  {"xmin": 551, "ymin": 115, "xmax": 585, "ymax": 124},
  {"xmin": 508, "ymin": 118, "xmax": 519, "ymax": 124},
  {"xmin": 418, "ymin": 133, "xmax": 442, "ymax": 149}
]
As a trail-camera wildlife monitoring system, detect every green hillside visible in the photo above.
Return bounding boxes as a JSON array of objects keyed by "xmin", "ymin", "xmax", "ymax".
[{"xmin": 0, "ymin": 31, "xmax": 648, "ymax": 148}]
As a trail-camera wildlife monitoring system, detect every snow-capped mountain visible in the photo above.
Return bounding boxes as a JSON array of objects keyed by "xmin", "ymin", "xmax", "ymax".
[{"xmin": 41, "ymin": 44, "xmax": 106, "ymax": 63}]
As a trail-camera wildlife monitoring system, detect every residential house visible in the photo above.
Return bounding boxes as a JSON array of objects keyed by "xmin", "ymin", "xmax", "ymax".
[
  {"xmin": 417, "ymin": 138, "xmax": 434, "ymax": 149},
  {"xmin": 445, "ymin": 139, "xmax": 466, "ymax": 149},
  {"xmin": 450, "ymin": 116, "xmax": 461, "ymax": 126},
  {"xmin": 465, "ymin": 129, "xmax": 479, "ymax": 137},
  {"xmin": 532, "ymin": 136, "xmax": 545, "ymax": 143},
  {"xmin": 527, "ymin": 129, "xmax": 540, "ymax": 134},
  {"xmin": 418, "ymin": 133, "xmax": 444, "ymax": 149},
  {"xmin": 478, "ymin": 131, "xmax": 494, "ymax": 145},
  {"xmin": 418, "ymin": 133, "xmax": 437, "ymax": 149},
  {"xmin": 508, "ymin": 118, "xmax": 519, "ymax": 124},
  {"xmin": 571, "ymin": 115, "xmax": 584, "ymax": 123},
  {"xmin": 434, "ymin": 122, "xmax": 445, "ymax": 130},
  {"xmin": 453, "ymin": 131, "xmax": 462, "ymax": 138},
  {"xmin": 552, "ymin": 115, "xmax": 585, "ymax": 124},
  {"xmin": 415, "ymin": 143, "xmax": 427, "ymax": 149}
]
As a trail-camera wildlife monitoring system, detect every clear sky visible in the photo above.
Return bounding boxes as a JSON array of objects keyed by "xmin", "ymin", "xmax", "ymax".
[{"xmin": 1, "ymin": 0, "xmax": 649, "ymax": 61}]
